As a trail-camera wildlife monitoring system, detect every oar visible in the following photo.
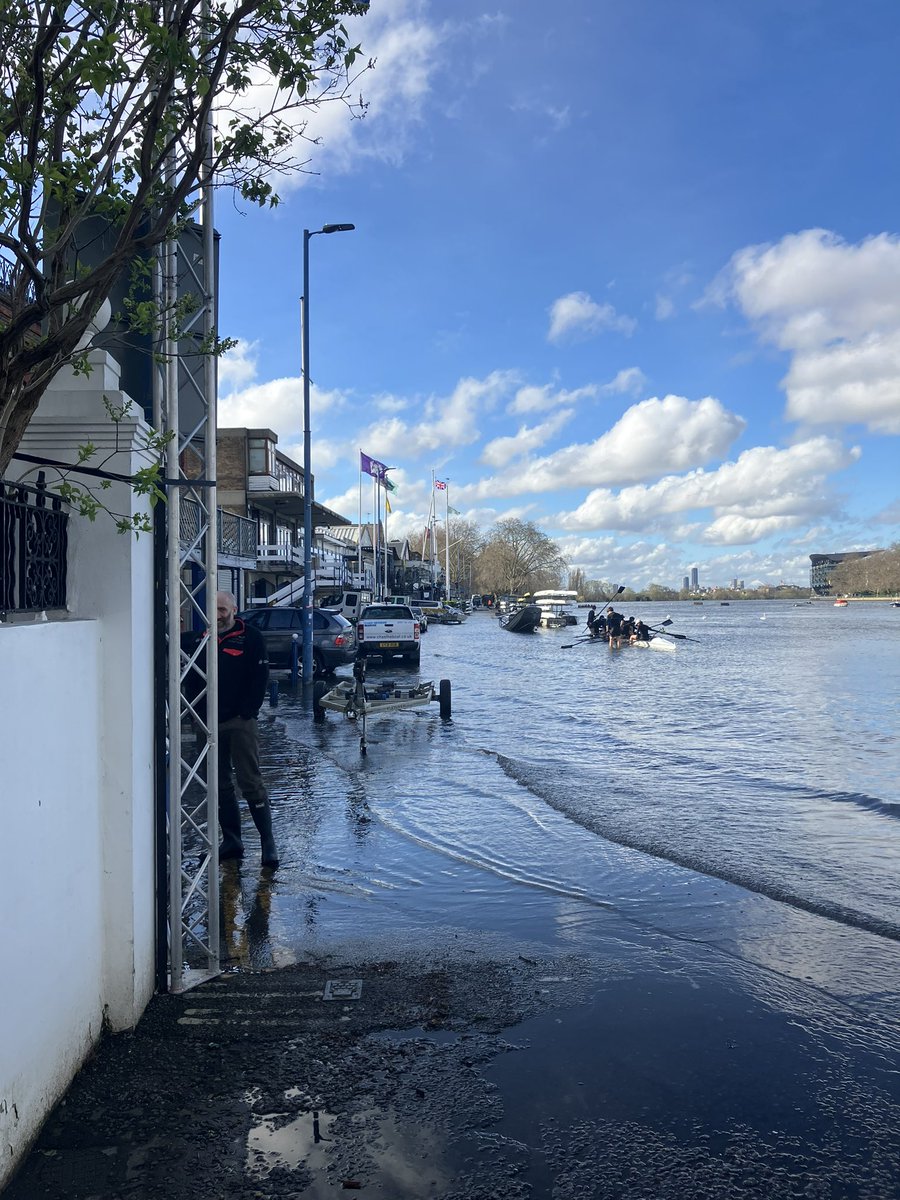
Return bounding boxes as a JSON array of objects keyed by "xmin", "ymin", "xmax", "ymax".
[
  {"xmin": 647, "ymin": 623, "xmax": 697, "ymax": 643},
  {"xmin": 563, "ymin": 584, "xmax": 623, "ymax": 649},
  {"xmin": 561, "ymin": 635, "xmax": 604, "ymax": 649}
]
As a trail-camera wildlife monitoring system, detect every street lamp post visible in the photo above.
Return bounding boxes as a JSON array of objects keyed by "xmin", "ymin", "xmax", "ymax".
[{"xmin": 301, "ymin": 222, "xmax": 355, "ymax": 687}]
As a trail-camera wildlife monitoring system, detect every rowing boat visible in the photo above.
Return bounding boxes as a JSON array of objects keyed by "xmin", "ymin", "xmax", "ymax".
[
  {"xmin": 575, "ymin": 634, "xmax": 676, "ymax": 653},
  {"xmin": 637, "ymin": 637, "xmax": 675, "ymax": 653}
]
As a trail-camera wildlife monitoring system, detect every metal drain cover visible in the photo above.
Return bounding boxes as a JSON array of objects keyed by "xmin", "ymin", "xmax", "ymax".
[{"xmin": 323, "ymin": 979, "xmax": 363, "ymax": 1001}]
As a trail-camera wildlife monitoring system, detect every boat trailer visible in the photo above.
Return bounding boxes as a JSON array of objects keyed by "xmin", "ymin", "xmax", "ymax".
[{"xmin": 313, "ymin": 656, "xmax": 452, "ymax": 755}]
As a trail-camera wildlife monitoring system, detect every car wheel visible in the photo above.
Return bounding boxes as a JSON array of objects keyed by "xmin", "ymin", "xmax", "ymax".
[{"xmin": 403, "ymin": 648, "xmax": 420, "ymax": 665}]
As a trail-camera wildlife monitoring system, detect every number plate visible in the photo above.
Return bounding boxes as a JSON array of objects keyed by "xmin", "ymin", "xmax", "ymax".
[{"xmin": 379, "ymin": 641, "xmax": 399, "ymax": 648}]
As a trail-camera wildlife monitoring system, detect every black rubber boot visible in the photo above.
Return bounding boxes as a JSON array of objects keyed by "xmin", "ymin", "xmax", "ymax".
[
  {"xmin": 249, "ymin": 798, "xmax": 279, "ymax": 869},
  {"xmin": 218, "ymin": 790, "xmax": 245, "ymax": 861}
]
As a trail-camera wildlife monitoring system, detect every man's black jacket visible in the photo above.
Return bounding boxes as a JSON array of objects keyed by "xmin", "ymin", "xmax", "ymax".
[{"xmin": 181, "ymin": 618, "xmax": 269, "ymax": 722}]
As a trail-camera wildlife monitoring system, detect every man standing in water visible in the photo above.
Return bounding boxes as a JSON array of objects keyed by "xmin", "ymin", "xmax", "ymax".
[
  {"xmin": 213, "ymin": 590, "xmax": 279, "ymax": 869},
  {"xmin": 605, "ymin": 605, "xmax": 624, "ymax": 648}
]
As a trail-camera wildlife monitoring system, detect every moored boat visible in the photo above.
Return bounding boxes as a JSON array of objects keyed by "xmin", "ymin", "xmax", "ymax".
[
  {"xmin": 499, "ymin": 603, "xmax": 542, "ymax": 633},
  {"xmin": 532, "ymin": 589, "xmax": 579, "ymax": 627}
]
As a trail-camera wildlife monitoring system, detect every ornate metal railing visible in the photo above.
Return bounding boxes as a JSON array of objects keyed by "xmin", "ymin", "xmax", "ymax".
[
  {"xmin": 180, "ymin": 498, "xmax": 256, "ymax": 564},
  {"xmin": 219, "ymin": 507, "xmax": 257, "ymax": 561},
  {"xmin": 0, "ymin": 473, "xmax": 69, "ymax": 614}
]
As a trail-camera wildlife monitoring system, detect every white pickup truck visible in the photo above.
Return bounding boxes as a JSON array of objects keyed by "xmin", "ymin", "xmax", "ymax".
[{"xmin": 357, "ymin": 603, "xmax": 421, "ymax": 664}]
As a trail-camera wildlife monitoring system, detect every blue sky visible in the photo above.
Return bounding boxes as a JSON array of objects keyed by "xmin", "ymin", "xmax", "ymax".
[{"xmin": 216, "ymin": 0, "xmax": 900, "ymax": 589}]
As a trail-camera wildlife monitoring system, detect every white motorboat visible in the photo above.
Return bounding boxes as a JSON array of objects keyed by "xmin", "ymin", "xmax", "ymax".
[{"xmin": 532, "ymin": 589, "xmax": 579, "ymax": 628}]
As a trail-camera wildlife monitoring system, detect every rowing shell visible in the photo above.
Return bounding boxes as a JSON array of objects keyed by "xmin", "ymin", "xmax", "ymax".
[
  {"xmin": 578, "ymin": 636, "xmax": 676, "ymax": 653},
  {"xmin": 637, "ymin": 637, "xmax": 675, "ymax": 653}
]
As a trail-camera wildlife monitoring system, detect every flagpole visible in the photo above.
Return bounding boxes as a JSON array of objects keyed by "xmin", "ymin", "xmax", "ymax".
[
  {"xmin": 423, "ymin": 487, "xmax": 433, "ymax": 559},
  {"xmin": 373, "ymin": 473, "xmax": 379, "ymax": 599},
  {"xmin": 357, "ymin": 451, "xmax": 363, "ymax": 588},
  {"xmin": 382, "ymin": 476, "xmax": 388, "ymax": 597},
  {"xmin": 444, "ymin": 479, "xmax": 451, "ymax": 604},
  {"xmin": 434, "ymin": 470, "xmax": 441, "ymax": 597}
]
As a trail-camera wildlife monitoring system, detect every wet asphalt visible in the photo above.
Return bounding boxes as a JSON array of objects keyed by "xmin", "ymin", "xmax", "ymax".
[
  {"xmin": 8, "ymin": 897, "xmax": 900, "ymax": 1199},
  {"xmin": 7, "ymin": 668, "xmax": 900, "ymax": 1198}
]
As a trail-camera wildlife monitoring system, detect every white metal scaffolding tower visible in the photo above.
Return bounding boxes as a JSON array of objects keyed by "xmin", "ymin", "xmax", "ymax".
[{"xmin": 156, "ymin": 114, "xmax": 221, "ymax": 992}]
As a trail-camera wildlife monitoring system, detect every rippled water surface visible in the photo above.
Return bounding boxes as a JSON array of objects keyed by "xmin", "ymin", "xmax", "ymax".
[{"xmin": 250, "ymin": 600, "xmax": 900, "ymax": 1001}]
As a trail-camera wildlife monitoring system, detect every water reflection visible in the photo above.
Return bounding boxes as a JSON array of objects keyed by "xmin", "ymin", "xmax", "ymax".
[
  {"xmin": 220, "ymin": 862, "xmax": 274, "ymax": 970},
  {"xmin": 245, "ymin": 1101, "xmax": 336, "ymax": 1179},
  {"xmin": 226, "ymin": 609, "xmax": 900, "ymax": 1023}
]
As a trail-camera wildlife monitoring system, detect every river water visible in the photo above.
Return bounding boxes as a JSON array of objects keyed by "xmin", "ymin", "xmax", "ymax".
[
  {"xmin": 248, "ymin": 600, "xmax": 900, "ymax": 1010},
  {"xmin": 203, "ymin": 599, "xmax": 900, "ymax": 1196}
]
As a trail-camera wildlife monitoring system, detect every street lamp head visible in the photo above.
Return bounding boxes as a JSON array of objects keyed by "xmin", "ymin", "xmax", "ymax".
[{"xmin": 322, "ymin": 223, "xmax": 355, "ymax": 234}]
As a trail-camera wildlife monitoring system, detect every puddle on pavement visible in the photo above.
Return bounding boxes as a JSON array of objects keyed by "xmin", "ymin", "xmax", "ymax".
[
  {"xmin": 244, "ymin": 1093, "xmax": 458, "ymax": 1196},
  {"xmin": 245, "ymin": 1103, "xmax": 336, "ymax": 1177}
]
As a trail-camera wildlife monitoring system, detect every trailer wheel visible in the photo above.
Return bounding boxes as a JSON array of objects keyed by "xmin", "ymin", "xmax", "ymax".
[
  {"xmin": 313, "ymin": 679, "xmax": 327, "ymax": 722},
  {"xmin": 439, "ymin": 678, "xmax": 451, "ymax": 719}
]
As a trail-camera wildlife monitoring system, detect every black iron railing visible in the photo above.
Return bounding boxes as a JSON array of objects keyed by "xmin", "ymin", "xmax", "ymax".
[
  {"xmin": 180, "ymin": 497, "xmax": 257, "ymax": 563},
  {"xmin": 0, "ymin": 473, "xmax": 69, "ymax": 614}
]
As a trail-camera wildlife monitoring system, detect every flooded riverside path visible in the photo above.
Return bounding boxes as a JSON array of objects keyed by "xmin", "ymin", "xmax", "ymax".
[{"xmin": 9, "ymin": 601, "xmax": 900, "ymax": 1198}]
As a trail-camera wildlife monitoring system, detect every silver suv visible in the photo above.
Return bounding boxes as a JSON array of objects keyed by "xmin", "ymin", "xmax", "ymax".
[{"xmin": 239, "ymin": 607, "xmax": 357, "ymax": 676}]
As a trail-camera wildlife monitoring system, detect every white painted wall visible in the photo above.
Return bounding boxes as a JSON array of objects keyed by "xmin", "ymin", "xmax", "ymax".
[
  {"xmin": 0, "ymin": 621, "xmax": 104, "ymax": 1180},
  {"xmin": 0, "ymin": 352, "xmax": 157, "ymax": 1187}
]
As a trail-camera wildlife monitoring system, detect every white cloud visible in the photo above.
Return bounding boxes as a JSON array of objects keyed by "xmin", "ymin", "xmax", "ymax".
[
  {"xmin": 508, "ymin": 381, "xmax": 597, "ymax": 414},
  {"xmin": 784, "ymin": 331, "xmax": 900, "ymax": 434},
  {"xmin": 700, "ymin": 513, "xmax": 805, "ymax": 545},
  {"xmin": 599, "ymin": 367, "xmax": 647, "ymax": 397},
  {"xmin": 219, "ymin": 376, "xmax": 348, "ymax": 438},
  {"xmin": 716, "ymin": 228, "xmax": 900, "ymax": 434},
  {"xmin": 555, "ymin": 435, "xmax": 859, "ymax": 542},
  {"xmin": 481, "ymin": 409, "xmax": 575, "ymax": 468},
  {"xmin": 218, "ymin": 0, "xmax": 446, "ymax": 193},
  {"xmin": 509, "ymin": 95, "xmax": 572, "ymax": 134},
  {"xmin": 555, "ymin": 533, "xmax": 820, "ymax": 591},
  {"xmin": 373, "ymin": 393, "xmax": 411, "ymax": 414},
  {"xmin": 655, "ymin": 295, "xmax": 675, "ymax": 320},
  {"xmin": 218, "ymin": 339, "xmax": 259, "ymax": 389},
  {"xmin": 547, "ymin": 291, "xmax": 637, "ymax": 343},
  {"xmin": 466, "ymin": 395, "xmax": 745, "ymax": 500},
  {"xmin": 360, "ymin": 369, "xmax": 516, "ymax": 461}
]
